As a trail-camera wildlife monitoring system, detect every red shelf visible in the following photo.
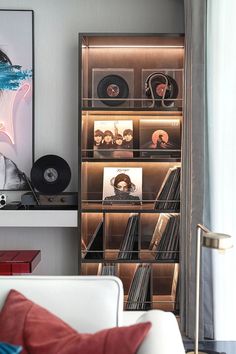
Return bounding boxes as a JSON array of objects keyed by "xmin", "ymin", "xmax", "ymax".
[{"xmin": 0, "ymin": 250, "xmax": 41, "ymax": 275}]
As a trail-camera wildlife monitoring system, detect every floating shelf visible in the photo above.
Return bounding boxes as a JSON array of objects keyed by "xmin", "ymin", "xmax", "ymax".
[
  {"xmin": 0, "ymin": 210, "xmax": 78, "ymax": 227},
  {"xmin": 81, "ymin": 259, "xmax": 179, "ymax": 264}
]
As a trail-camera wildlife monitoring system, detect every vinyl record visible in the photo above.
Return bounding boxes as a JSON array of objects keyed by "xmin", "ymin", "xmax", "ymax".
[
  {"xmin": 97, "ymin": 74, "xmax": 129, "ymax": 106},
  {"xmin": 31, "ymin": 155, "xmax": 71, "ymax": 194}
]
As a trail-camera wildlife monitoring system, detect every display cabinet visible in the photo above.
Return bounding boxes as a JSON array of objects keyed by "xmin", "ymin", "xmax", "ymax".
[{"xmin": 79, "ymin": 33, "xmax": 184, "ymax": 311}]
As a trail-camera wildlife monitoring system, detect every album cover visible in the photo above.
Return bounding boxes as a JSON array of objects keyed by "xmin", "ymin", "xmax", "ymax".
[
  {"xmin": 154, "ymin": 166, "xmax": 181, "ymax": 211},
  {"xmin": 118, "ymin": 213, "xmax": 139, "ymax": 260},
  {"xmin": 102, "ymin": 167, "xmax": 142, "ymax": 205},
  {"xmin": 139, "ymin": 118, "xmax": 181, "ymax": 157},
  {"xmin": 83, "ymin": 221, "xmax": 103, "ymax": 259},
  {"xmin": 94, "ymin": 120, "xmax": 133, "ymax": 158},
  {"xmin": 92, "ymin": 68, "xmax": 134, "ymax": 108},
  {"xmin": 149, "ymin": 213, "xmax": 171, "ymax": 251},
  {"xmin": 142, "ymin": 69, "xmax": 182, "ymax": 109}
]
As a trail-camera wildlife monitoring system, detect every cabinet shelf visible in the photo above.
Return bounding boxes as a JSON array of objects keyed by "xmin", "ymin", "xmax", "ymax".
[
  {"xmin": 81, "ymin": 203, "xmax": 180, "ymax": 213},
  {"xmin": 81, "ymin": 259, "xmax": 179, "ymax": 264},
  {"xmin": 82, "ymin": 149, "xmax": 181, "ymax": 163},
  {"xmin": 82, "ymin": 107, "xmax": 183, "ymax": 112},
  {"xmin": 82, "ymin": 99, "xmax": 183, "ymax": 111},
  {"xmin": 82, "ymin": 109, "xmax": 183, "ymax": 115},
  {"xmin": 82, "ymin": 157, "xmax": 181, "ymax": 163}
]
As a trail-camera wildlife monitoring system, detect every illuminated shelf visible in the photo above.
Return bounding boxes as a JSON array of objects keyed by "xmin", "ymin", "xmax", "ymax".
[
  {"xmin": 82, "ymin": 106, "xmax": 183, "ymax": 112},
  {"xmin": 82, "ymin": 157, "xmax": 181, "ymax": 163},
  {"xmin": 82, "ymin": 109, "xmax": 183, "ymax": 115},
  {"xmin": 81, "ymin": 202, "xmax": 180, "ymax": 213},
  {"xmin": 0, "ymin": 210, "xmax": 78, "ymax": 227},
  {"xmin": 81, "ymin": 259, "xmax": 178, "ymax": 264}
]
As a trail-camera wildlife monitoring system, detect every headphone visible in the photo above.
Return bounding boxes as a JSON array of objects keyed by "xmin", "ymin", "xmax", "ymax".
[{"xmin": 145, "ymin": 72, "xmax": 178, "ymax": 108}]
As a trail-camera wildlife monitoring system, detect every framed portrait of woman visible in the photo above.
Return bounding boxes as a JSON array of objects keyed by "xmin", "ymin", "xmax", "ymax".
[{"xmin": 0, "ymin": 10, "xmax": 34, "ymax": 190}]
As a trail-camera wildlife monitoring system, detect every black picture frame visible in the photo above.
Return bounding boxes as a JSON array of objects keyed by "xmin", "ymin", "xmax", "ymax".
[{"xmin": 0, "ymin": 9, "xmax": 34, "ymax": 191}]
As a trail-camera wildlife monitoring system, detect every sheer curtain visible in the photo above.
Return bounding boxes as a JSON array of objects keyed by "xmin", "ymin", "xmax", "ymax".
[{"xmin": 207, "ymin": 0, "xmax": 236, "ymax": 340}]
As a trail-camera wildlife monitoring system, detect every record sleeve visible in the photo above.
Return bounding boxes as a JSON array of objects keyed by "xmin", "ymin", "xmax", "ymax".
[
  {"xmin": 139, "ymin": 118, "xmax": 181, "ymax": 157},
  {"xmin": 149, "ymin": 213, "xmax": 171, "ymax": 251},
  {"xmin": 83, "ymin": 221, "xmax": 103, "ymax": 259},
  {"xmin": 93, "ymin": 120, "xmax": 133, "ymax": 158},
  {"xmin": 103, "ymin": 167, "xmax": 142, "ymax": 205}
]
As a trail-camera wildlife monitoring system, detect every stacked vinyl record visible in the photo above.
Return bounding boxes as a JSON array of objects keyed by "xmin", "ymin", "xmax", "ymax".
[
  {"xmin": 83, "ymin": 221, "xmax": 103, "ymax": 259},
  {"xmin": 118, "ymin": 213, "xmax": 139, "ymax": 260},
  {"xmin": 98, "ymin": 263, "xmax": 117, "ymax": 276},
  {"xmin": 149, "ymin": 213, "xmax": 180, "ymax": 261},
  {"xmin": 154, "ymin": 166, "xmax": 181, "ymax": 211},
  {"xmin": 126, "ymin": 264, "xmax": 151, "ymax": 310}
]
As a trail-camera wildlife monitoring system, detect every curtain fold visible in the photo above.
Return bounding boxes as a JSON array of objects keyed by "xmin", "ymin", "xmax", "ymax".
[{"xmin": 181, "ymin": 0, "xmax": 213, "ymax": 339}]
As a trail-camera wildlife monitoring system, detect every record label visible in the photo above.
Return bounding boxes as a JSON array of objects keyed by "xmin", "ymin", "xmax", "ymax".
[{"xmin": 31, "ymin": 155, "xmax": 71, "ymax": 194}]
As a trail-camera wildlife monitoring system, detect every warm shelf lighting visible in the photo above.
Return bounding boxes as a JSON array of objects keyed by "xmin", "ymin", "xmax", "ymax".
[
  {"xmin": 82, "ymin": 45, "xmax": 184, "ymax": 49},
  {"xmin": 144, "ymin": 119, "xmax": 180, "ymax": 123}
]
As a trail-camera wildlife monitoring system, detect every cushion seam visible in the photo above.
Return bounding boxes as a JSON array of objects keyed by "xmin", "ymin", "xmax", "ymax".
[
  {"xmin": 22, "ymin": 302, "xmax": 34, "ymax": 351},
  {"xmin": 104, "ymin": 328, "xmax": 113, "ymax": 354}
]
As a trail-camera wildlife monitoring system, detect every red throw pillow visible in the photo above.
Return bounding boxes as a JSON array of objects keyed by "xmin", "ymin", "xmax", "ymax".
[{"xmin": 0, "ymin": 290, "xmax": 151, "ymax": 354}]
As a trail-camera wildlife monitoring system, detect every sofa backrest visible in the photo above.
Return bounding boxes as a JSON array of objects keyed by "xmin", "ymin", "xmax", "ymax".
[{"xmin": 0, "ymin": 276, "xmax": 123, "ymax": 333}]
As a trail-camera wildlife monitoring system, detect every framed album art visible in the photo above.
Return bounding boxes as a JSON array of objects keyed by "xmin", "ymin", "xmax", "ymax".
[
  {"xmin": 139, "ymin": 118, "xmax": 181, "ymax": 157},
  {"xmin": 0, "ymin": 10, "xmax": 34, "ymax": 190},
  {"xmin": 94, "ymin": 120, "xmax": 133, "ymax": 158},
  {"xmin": 102, "ymin": 167, "xmax": 142, "ymax": 205}
]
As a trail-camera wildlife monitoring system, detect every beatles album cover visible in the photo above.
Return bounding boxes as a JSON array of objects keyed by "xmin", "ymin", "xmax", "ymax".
[
  {"xmin": 94, "ymin": 120, "xmax": 133, "ymax": 158},
  {"xmin": 139, "ymin": 118, "xmax": 181, "ymax": 157},
  {"xmin": 102, "ymin": 167, "xmax": 142, "ymax": 205}
]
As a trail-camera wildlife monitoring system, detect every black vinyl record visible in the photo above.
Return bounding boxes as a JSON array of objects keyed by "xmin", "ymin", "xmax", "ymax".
[
  {"xmin": 31, "ymin": 155, "xmax": 71, "ymax": 194},
  {"xmin": 97, "ymin": 74, "xmax": 129, "ymax": 106}
]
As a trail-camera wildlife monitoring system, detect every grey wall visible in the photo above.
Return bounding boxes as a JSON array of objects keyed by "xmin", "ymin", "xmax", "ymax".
[{"xmin": 0, "ymin": 0, "xmax": 184, "ymax": 275}]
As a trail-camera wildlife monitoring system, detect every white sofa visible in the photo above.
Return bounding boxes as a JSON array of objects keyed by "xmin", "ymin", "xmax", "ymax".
[{"xmin": 0, "ymin": 276, "xmax": 185, "ymax": 354}]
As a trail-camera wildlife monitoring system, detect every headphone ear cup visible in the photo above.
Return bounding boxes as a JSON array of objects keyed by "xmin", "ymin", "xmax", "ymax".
[
  {"xmin": 160, "ymin": 75, "xmax": 179, "ymax": 107},
  {"xmin": 166, "ymin": 74, "xmax": 179, "ymax": 99},
  {"xmin": 145, "ymin": 77, "xmax": 151, "ymax": 97}
]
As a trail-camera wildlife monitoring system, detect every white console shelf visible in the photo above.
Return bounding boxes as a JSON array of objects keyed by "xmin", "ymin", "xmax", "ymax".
[{"xmin": 0, "ymin": 210, "xmax": 78, "ymax": 227}]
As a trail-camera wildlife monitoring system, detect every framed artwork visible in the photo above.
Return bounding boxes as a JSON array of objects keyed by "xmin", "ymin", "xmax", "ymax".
[
  {"xmin": 102, "ymin": 167, "xmax": 142, "ymax": 205},
  {"xmin": 139, "ymin": 118, "xmax": 181, "ymax": 157},
  {"xmin": 0, "ymin": 10, "xmax": 34, "ymax": 190},
  {"xmin": 94, "ymin": 120, "xmax": 133, "ymax": 158}
]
